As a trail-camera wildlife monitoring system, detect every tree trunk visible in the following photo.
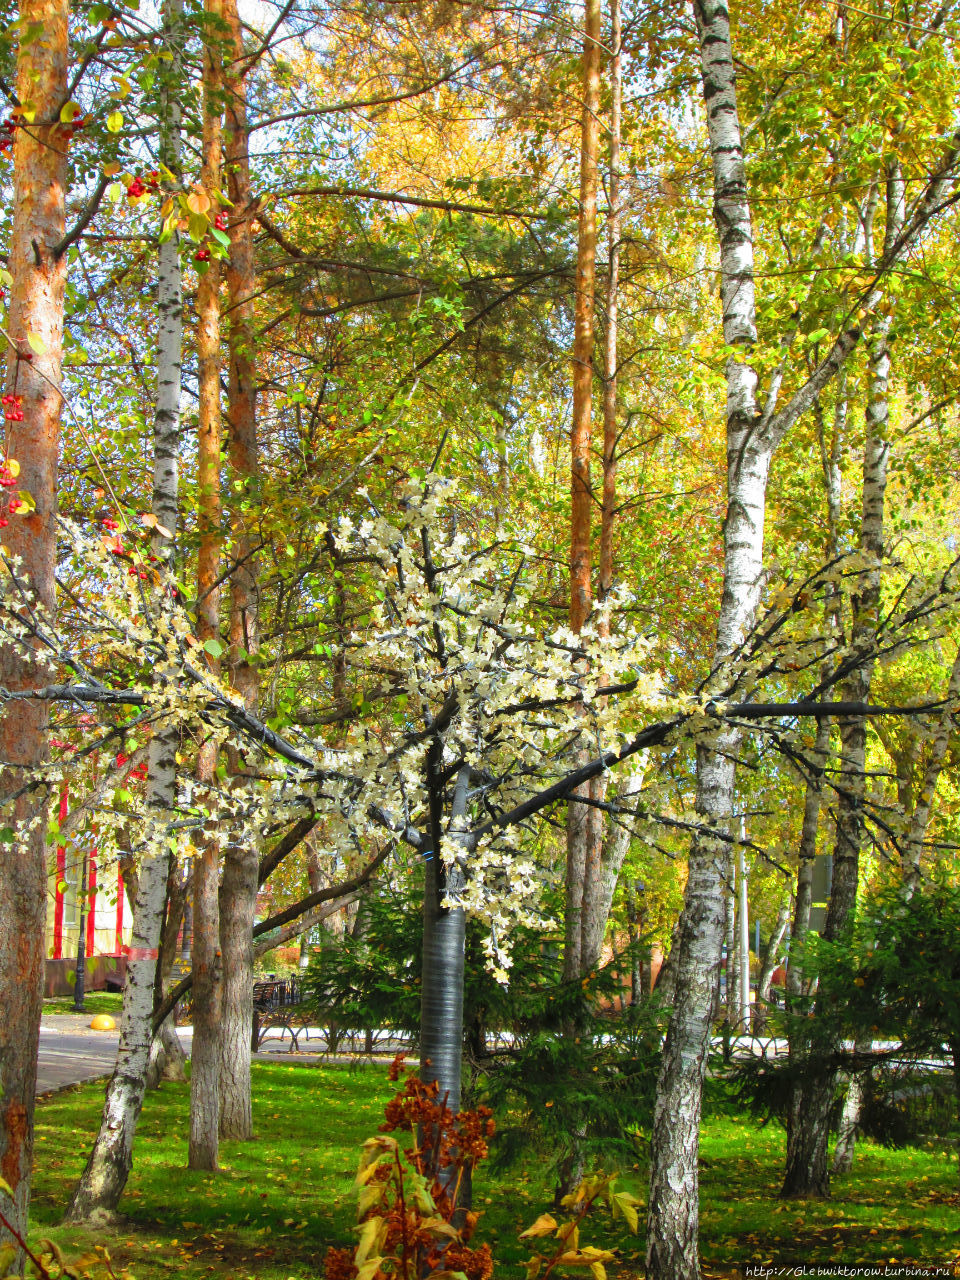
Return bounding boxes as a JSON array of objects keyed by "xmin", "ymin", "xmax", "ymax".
[
  {"xmin": 64, "ymin": 0, "xmax": 183, "ymax": 1221},
  {"xmin": 419, "ymin": 766, "xmax": 470, "ymax": 1207},
  {"xmin": 577, "ymin": 0, "xmax": 626, "ymax": 983},
  {"xmin": 580, "ymin": 767, "xmax": 642, "ymax": 973},
  {"xmin": 753, "ymin": 894, "xmax": 790, "ymax": 1034},
  {"xmin": 563, "ymin": 0, "xmax": 601, "ymax": 987},
  {"xmin": 217, "ymin": 843, "xmax": 258, "ymax": 1138},
  {"xmin": 147, "ymin": 862, "xmax": 187, "ymax": 1087},
  {"xmin": 0, "ymin": 0, "xmax": 68, "ymax": 1250},
  {"xmin": 901, "ymin": 647, "xmax": 960, "ymax": 893},
  {"xmin": 190, "ymin": 0, "xmax": 224, "ymax": 1169},
  {"xmin": 646, "ymin": 5, "xmax": 766, "ymax": 1275},
  {"xmin": 217, "ymin": 0, "xmax": 261, "ymax": 1140},
  {"xmin": 783, "ymin": 169, "xmax": 901, "ymax": 1197},
  {"xmin": 832, "ymin": 1041, "xmax": 869, "ymax": 1175},
  {"xmin": 727, "ymin": 860, "xmax": 742, "ymax": 1029}
]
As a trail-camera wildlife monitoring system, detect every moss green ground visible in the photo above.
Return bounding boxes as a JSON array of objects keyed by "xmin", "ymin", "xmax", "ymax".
[{"xmin": 31, "ymin": 1063, "xmax": 960, "ymax": 1278}]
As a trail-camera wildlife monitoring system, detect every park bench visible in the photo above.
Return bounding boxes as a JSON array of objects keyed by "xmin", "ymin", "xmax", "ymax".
[{"xmin": 251, "ymin": 977, "xmax": 308, "ymax": 1052}]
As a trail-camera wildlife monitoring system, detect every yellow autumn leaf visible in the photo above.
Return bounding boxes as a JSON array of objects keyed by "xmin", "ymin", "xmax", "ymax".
[
  {"xmin": 519, "ymin": 1213, "xmax": 557, "ymax": 1239},
  {"xmin": 355, "ymin": 1214, "xmax": 383, "ymax": 1266},
  {"xmin": 26, "ymin": 333, "xmax": 46, "ymax": 355},
  {"xmin": 187, "ymin": 189, "xmax": 211, "ymax": 215}
]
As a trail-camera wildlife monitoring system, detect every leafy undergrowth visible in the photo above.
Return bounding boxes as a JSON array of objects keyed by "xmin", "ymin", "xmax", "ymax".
[{"xmin": 30, "ymin": 1064, "xmax": 960, "ymax": 1278}]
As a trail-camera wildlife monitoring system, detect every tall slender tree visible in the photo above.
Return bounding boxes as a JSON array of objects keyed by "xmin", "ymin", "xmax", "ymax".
[
  {"xmin": 190, "ymin": 0, "xmax": 225, "ymax": 1172},
  {"xmin": 64, "ymin": 0, "xmax": 185, "ymax": 1222},
  {"xmin": 0, "ymin": 0, "xmax": 69, "ymax": 1249},
  {"xmin": 218, "ymin": 0, "xmax": 262, "ymax": 1139}
]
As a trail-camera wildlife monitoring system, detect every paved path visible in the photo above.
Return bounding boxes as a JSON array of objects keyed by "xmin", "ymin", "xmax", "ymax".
[
  {"xmin": 36, "ymin": 1015, "xmax": 193, "ymax": 1096},
  {"xmin": 36, "ymin": 1015, "xmax": 412, "ymax": 1096}
]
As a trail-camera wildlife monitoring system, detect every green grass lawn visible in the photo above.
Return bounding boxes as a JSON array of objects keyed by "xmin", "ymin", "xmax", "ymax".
[
  {"xmin": 43, "ymin": 992, "xmax": 125, "ymax": 1016},
  {"xmin": 30, "ymin": 1063, "xmax": 960, "ymax": 1278}
]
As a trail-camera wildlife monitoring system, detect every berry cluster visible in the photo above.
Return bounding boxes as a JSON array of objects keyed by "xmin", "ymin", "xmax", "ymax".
[
  {"xmin": 2, "ymin": 393, "xmax": 22, "ymax": 423},
  {"xmin": 0, "ymin": 113, "xmax": 21, "ymax": 157},
  {"xmin": 194, "ymin": 211, "xmax": 227, "ymax": 264},
  {"xmin": 61, "ymin": 113, "xmax": 88, "ymax": 145},
  {"xmin": 126, "ymin": 170, "xmax": 159, "ymax": 199},
  {"xmin": 115, "ymin": 752, "xmax": 148, "ymax": 783}
]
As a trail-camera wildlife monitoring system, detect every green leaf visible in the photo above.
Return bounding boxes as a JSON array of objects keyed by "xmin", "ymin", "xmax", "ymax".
[{"xmin": 203, "ymin": 637, "xmax": 224, "ymax": 659}]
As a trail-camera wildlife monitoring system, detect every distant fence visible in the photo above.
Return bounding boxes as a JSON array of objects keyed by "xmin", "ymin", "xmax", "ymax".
[{"xmin": 45, "ymin": 955, "xmax": 127, "ymax": 998}]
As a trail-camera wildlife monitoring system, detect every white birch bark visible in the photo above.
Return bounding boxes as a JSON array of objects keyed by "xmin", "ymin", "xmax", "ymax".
[
  {"xmin": 580, "ymin": 766, "xmax": 642, "ymax": 972},
  {"xmin": 901, "ymin": 646, "xmax": 960, "ymax": 893},
  {"xmin": 64, "ymin": 0, "xmax": 183, "ymax": 1223},
  {"xmin": 783, "ymin": 168, "xmax": 904, "ymax": 1199},
  {"xmin": 647, "ymin": 8, "xmax": 765, "ymax": 1275}
]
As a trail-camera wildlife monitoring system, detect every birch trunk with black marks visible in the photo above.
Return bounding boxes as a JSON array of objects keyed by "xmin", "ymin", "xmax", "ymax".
[
  {"xmin": 0, "ymin": 0, "xmax": 68, "ymax": 1251},
  {"xmin": 64, "ymin": 0, "xmax": 183, "ymax": 1221},
  {"xmin": 580, "ymin": 768, "xmax": 643, "ymax": 973},
  {"xmin": 727, "ymin": 860, "xmax": 742, "ymax": 1029},
  {"xmin": 783, "ymin": 172, "xmax": 901, "ymax": 1197},
  {"xmin": 753, "ymin": 894, "xmax": 790, "ymax": 1034},
  {"xmin": 190, "ymin": 0, "xmax": 224, "ymax": 1170},
  {"xmin": 646, "ymin": 6, "xmax": 765, "ymax": 1274},
  {"xmin": 901, "ymin": 646, "xmax": 960, "ymax": 893},
  {"xmin": 218, "ymin": 0, "xmax": 261, "ymax": 1139}
]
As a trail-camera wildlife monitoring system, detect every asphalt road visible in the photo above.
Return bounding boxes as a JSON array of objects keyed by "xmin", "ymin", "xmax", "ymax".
[{"xmin": 36, "ymin": 1016, "xmax": 193, "ymax": 1096}]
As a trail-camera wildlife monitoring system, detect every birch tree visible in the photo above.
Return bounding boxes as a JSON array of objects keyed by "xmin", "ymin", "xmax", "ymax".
[
  {"xmin": 646, "ymin": 2, "xmax": 960, "ymax": 1274},
  {"xmin": 64, "ymin": 0, "xmax": 185, "ymax": 1221}
]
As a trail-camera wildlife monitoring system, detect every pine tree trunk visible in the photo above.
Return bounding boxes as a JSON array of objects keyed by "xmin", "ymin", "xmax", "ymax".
[
  {"xmin": 217, "ymin": 0, "xmax": 261, "ymax": 1140},
  {"xmin": 0, "ymin": 0, "xmax": 68, "ymax": 1249},
  {"xmin": 64, "ymin": 0, "xmax": 183, "ymax": 1222},
  {"xmin": 190, "ymin": 3, "xmax": 224, "ymax": 1168},
  {"xmin": 218, "ymin": 844, "xmax": 258, "ymax": 1138},
  {"xmin": 563, "ymin": 0, "xmax": 602, "ymax": 987},
  {"xmin": 577, "ymin": 0, "xmax": 626, "ymax": 983}
]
